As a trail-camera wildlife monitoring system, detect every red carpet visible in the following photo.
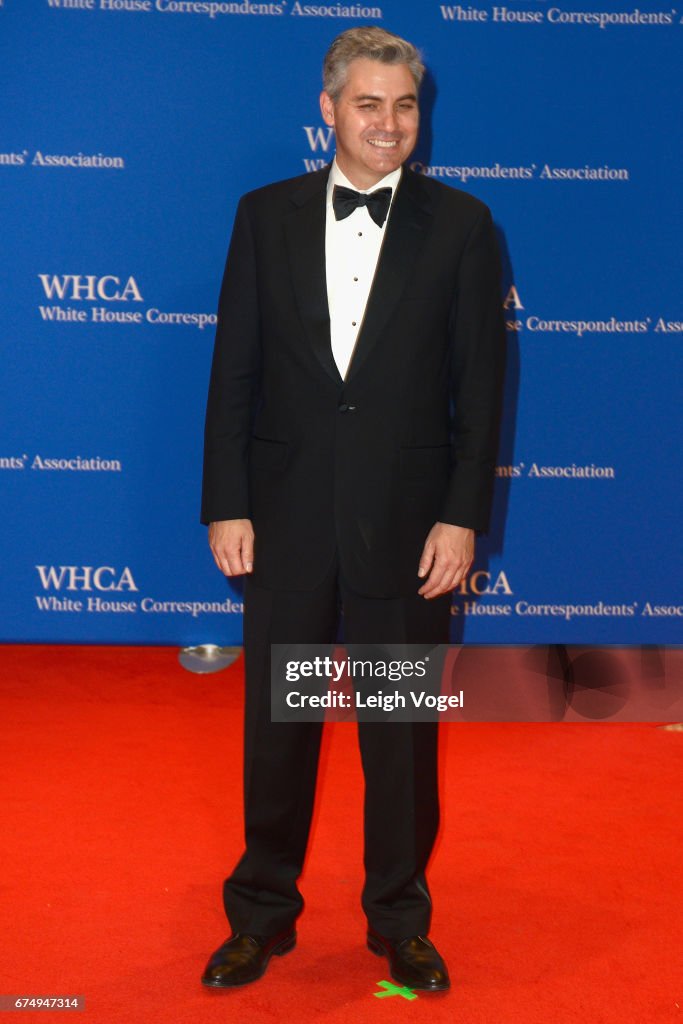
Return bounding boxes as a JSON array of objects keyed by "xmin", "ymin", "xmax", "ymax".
[{"xmin": 1, "ymin": 645, "xmax": 681, "ymax": 1023}]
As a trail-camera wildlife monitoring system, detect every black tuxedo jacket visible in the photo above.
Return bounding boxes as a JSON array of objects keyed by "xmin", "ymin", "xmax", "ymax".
[{"xmin": 201, "ymin": 165, "xmax": 505, "ymax": 597}]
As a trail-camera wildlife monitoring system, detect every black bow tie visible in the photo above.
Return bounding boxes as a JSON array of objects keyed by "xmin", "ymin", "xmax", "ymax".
[{"xmin": 332, "ymin": 185, "xmax": 393, "ymax": 228}]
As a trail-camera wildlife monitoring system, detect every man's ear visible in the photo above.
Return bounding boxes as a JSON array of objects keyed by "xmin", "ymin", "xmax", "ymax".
[{"xmin": 319, "ymin": 90, "xmax": 335, "ymax": 128}]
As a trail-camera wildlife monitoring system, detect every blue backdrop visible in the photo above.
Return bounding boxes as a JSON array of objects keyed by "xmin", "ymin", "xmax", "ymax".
[{"xmin": 1, "ymin": 0, "xmax": 681, "ymax": 645}]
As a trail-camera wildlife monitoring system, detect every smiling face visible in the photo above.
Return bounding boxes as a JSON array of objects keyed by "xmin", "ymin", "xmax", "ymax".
[{"xmin": 319, "ymin": 58, "xmax": 420, "ymax": 190}]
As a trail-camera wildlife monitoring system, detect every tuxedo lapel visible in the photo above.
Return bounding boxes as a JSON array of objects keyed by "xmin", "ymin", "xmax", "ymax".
[
  {"xmin": 345, "ymin": 168, "xmax": 434, "ymax": 385},
  {"xmin": 284, "ymin": 166, "xmax": 434, "ymax": 387},
  {"xmin": 284, "ymin": 166, "xmax": 342, "ymax": 385}
]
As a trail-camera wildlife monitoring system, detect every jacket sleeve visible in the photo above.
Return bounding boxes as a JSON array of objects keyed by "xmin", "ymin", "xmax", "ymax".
[
  {"xmin": 200, "ymin": 197, "xmax": 261, "ymax": 524},
  {"xmin": 439, "ymin": 204, "xmax": 506, "ymax": 532}
]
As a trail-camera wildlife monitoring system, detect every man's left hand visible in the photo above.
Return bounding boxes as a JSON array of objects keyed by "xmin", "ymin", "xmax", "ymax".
[{"xmin": 417, "ymin": 522, "xmax": 475, "ymax": 599}]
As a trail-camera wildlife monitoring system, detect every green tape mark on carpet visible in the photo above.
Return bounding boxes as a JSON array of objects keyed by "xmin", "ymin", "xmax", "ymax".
[{"xmin": 374, "ymin": 980, "xmax": 418, "ymax": 1000}]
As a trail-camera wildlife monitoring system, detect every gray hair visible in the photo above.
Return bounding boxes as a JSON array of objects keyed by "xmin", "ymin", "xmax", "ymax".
[{"xmin": 322, "ymin": 27, "xmax": 425, "ymax": 103}]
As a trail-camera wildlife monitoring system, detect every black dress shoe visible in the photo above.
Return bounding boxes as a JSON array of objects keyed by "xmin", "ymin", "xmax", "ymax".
[
  {"xmin": 201, "ymin": 929, "xmax": 296, "ymax": 988},
  {"xmin": 367, "ymin": 928, "xmax": 450, "ymax": 991}
]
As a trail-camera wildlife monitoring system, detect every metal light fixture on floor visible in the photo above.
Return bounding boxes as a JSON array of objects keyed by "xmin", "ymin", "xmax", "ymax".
[{"xmin": 178, "ymin": 645, "xmax": 241, "ymax": 674}]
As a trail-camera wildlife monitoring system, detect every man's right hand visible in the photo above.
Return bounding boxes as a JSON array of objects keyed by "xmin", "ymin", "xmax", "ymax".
[{"xmin": 208, "ymin": 519, "xmax": 254, "ymax": 576}]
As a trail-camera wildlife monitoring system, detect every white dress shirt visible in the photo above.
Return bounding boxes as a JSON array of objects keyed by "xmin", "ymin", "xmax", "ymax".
[{"xmin": 325, "ymin": 159, "xmax": 402, "ymax": 380}]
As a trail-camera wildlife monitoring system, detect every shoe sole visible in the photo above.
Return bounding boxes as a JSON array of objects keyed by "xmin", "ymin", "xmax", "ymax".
[
  {"xmin": 201, "ymin": 933, "xmax": 297, "ymax": 989},
  {"xmin": 367, "ymin": 935, "xmax": 450, "ymax": 992}
]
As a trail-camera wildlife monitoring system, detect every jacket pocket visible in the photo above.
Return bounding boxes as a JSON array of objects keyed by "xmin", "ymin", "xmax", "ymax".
[
  {"xmin": 249, "ymin": 436, "xmax": 289, "ymax": 473},
  {"xmin": 399, "ymin": 444, "xmax": 451, "ymax": 482}
]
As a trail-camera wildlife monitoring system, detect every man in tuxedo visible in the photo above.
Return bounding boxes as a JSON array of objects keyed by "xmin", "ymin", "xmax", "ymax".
[{"xmin": 200, "ymin": 26, "xmax": 505, "ymax": 992}]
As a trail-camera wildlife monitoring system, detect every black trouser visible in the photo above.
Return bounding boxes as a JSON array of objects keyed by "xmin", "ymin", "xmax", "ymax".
[{"xmin": 223, "ymin": 551, "xmax": 451, "ymax": 940}]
